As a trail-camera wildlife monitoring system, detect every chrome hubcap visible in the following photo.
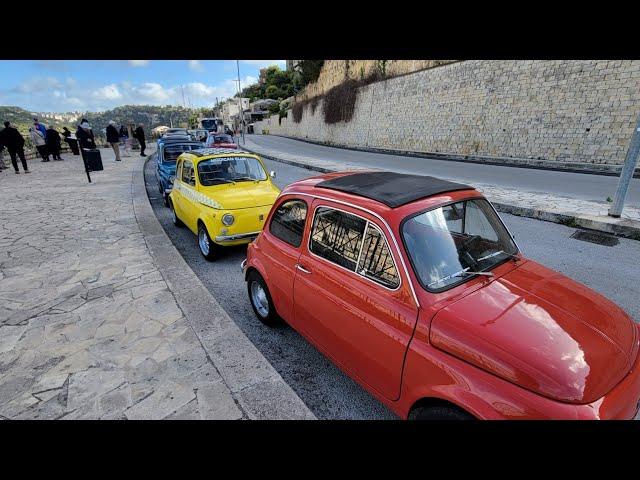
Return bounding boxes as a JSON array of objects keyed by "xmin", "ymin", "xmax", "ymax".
[
  {"xmin": 250, "ymin": 281, "xmax": 269, "ymax": 318},
  {"xmin": 199, "ymin": 228, "xmax": 210, "ymax": 255}
]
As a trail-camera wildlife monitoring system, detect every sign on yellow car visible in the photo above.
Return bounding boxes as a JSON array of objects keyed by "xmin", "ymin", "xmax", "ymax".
[{"xmin": 168, "ymin": 148, "xmax": 280, "ymax": 260}]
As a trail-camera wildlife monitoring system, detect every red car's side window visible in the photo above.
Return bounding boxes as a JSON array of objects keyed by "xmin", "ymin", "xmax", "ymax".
[
  {"xmin": 268, "ymin": 199, "xmax": 308, "ymax": 248},
  {"xmin": 309, "ymin": 205, "xmax": 401, "ymax": 290}
]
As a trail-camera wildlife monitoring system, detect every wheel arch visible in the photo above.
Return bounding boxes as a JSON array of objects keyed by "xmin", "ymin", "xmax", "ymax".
[{"xmin": 407, "ymin": 396, "xmax": 478, "ymax": 420}]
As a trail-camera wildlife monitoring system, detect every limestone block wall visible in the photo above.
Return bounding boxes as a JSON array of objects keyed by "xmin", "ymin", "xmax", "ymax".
[{"xmin": 253, "ymin": 60, "xmax": 640, "ymax": 166}]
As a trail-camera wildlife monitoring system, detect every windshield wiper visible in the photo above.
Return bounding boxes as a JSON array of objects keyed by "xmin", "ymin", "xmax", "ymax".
[
  {"xmin": 452, "ymin": 268, "xmax": 494, "ymax": 278},
  {"xmin": 207, "ymin": 178, "xmax": 235, "ymax": 185},
  {"xmin": 233, "ymin": 177, "xmax": 256, "ymax": 182},
  {"xmin": 476, "ymin": 250, "xmax": 519, "ymax": 262},
  {"xmin": 427, "ymin": 267, "xmax": 494, "ymax": 288}
]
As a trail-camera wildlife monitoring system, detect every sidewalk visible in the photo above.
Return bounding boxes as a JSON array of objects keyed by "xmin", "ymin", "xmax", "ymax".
[
  {"xmin": 0, "ymin": 147, "xmax": 313, "ymax": 419},
  {"xmin": 241, "ymin": 136, "xmax": 640, "ymax": 240}
]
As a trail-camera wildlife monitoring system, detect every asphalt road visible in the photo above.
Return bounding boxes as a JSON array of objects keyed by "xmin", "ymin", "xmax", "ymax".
[
  {"xmin": 144, "ymin": 156, "xmax": 640, "ymax": 420},
  {"xmin": 246, "ymin": 135, "xmax": 640, "ymax": 207}
]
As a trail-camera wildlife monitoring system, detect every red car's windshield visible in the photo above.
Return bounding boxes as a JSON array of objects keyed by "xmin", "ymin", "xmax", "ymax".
[{"xmin": 402, "ymin": 198, "xmax": 518, "ymax": 291}]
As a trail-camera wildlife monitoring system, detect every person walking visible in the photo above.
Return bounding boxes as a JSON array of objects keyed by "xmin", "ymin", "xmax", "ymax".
[
  {"xmin": 29, "ymin": 126, "xmax": 50, "ymax": 162},
  {"xmin": 106, "ymin": 120, "xmax": 121, "ymax": 162},
  {"xmin": 119, "ymin": 125, "xmax": 131, "ymax": 157},
  {"xmin": 134, "ymin": 123, "xmax": 147, "ymax": 157},
  {"xmin": 46, "ymin": 126, "xmax": 63, "ymax": 160},
  {"xmin": 62, "ymin": 127, "xmax": 79, "ymax": 155},
  {"xmin": 0, "ymin": 121, "xmax": 30, "ymax": 173}
]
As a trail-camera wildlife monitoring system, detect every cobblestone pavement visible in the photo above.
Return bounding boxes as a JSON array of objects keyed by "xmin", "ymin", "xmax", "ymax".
[
  {"xmin": 242, "ymin": 136, "xmax": 640, "ymax": 238},
  {"xmin": 0, "ymin": 148, "xmax": 312, "ymax": 420}
]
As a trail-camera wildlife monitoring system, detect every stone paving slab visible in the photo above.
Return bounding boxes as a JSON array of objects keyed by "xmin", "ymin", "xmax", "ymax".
[
  {"xmin": 0, "ymin": 147, "xmax": 314, "ymax": 420},
  {"xmin": 242, "ymin": 137, "xmax": 640, "ymax": 240}
]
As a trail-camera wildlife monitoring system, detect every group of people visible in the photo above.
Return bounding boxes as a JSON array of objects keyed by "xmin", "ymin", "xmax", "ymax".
[
  {"xmin": 105, "ymin": 121, "xmax": 147, "ymax": 162},
  {"xmin": 0, "ymin": 117, "xmax": 147, "ymax": 174},
  {"xmin": 27, "ymin": 118, "xmax": 65, "ymax": 162}
]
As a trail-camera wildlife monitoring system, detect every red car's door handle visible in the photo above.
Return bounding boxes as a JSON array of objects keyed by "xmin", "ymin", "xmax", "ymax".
[{"xmin": 296, "ymin": 264, "xmax": 312, "ymax": 274}]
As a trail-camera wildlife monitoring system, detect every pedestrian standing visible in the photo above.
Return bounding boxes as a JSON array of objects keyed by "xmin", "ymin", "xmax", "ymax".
[
  {"xmin": 0, "ymin": 121, "xmax": 30, "ymax": 173},
  {"xmin": 76, "ymin": 119, "xmax": 96, "ymax": 161},
  {"xmin": 134, "ymin": 123, "xmax": 147, "ymax": 157},
  {"xmin": 33, "ymin": 118, "xmax": 47, "ymax": 141},
  {"xmin": 119, "ymin": 125, "xmax": 131, "ymax": 157},
  {"xmin": 30, "ymin": 126, "xmax": 50, "ymax": 162},
  {"xmin": 62, "ymin": 127, "xmax": 79, "ymax": 155},
  {"xmin": 106, "ymin": 120, "xmax": 121, "ymax": 162},
  {"xmin": 46, "ymin": 126, "xmax": 63, "ymax": 160}
]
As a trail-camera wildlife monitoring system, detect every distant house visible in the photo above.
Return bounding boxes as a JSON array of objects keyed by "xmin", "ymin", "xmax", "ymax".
[{"xmin": 248, "ymin": 99, "xmax": 279, "ymax": 122}]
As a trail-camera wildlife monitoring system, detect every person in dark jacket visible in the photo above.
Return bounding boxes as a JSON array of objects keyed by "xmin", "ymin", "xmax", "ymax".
[
  {"xmin": 76, "ymin": 119, "xmax": 96, "ymax": 163},
  {"xmin": 0, "ymin": 121, "xmax": 30, "ymax": 173},
  {"xmin": 134, "ymin": 123, "xmax": 146, "ymax": 157},
  {"xmin": 62, "ymin": 127, "xmax": 79, "ymax": 155},
  {"xmin": 106, "ymin": 120, "xmax": 121, "ymax": 161},
  {"xmin": 46, "ymin": 126, "xmax": 63, "ymax": 160}
]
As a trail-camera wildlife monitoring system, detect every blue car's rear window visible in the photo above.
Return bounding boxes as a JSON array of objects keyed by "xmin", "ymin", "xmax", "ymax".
[{"xmin": 163, "ymin": 144, "xmax": 201, "ymax": 163}]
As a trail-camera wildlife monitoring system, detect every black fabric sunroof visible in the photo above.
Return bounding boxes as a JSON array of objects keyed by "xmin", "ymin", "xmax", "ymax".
[{"xmin": 315, "ymin": 172, "xmax": 472, "ymax": 208}]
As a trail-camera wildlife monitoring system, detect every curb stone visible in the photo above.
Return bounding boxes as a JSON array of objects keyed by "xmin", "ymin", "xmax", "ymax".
[
  {"xmin": 243, "ymin": 145, "xmax": 640, "ymax": 241},
  {"xmin": 132, "ymin": 157, "xmax": 315, "ymax": 420}
]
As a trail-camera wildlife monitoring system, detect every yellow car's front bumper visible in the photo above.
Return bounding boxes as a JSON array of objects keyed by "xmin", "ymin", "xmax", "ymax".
[{"xmin": 204, "ymin": 204, "xmax": 271, "ymax": 247}]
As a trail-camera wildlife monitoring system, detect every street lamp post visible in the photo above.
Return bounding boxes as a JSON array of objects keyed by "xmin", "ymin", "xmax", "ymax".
[
  {"xmin": 608, "ymin": 111, "xmax": 640, "ymax": 218},
  {"xmin": 236, "ymin": 60, "xmax": 245, "ymax": 145}
]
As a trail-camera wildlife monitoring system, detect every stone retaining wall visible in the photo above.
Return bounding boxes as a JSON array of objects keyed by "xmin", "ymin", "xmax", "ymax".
[{"xmin": 254, "ymin": 60, "xmax": 640, "ymax": 166}]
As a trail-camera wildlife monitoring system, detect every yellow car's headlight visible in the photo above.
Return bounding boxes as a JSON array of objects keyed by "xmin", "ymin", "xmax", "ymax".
[{"xmin": 221, "ymin": 213, "xmax": 235, "ymax": 226}]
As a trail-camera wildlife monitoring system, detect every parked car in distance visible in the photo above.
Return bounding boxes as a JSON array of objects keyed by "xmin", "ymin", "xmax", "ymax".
[
  {"xmin": 164, "ymin": 128, "xmax": 188, "ymax": 136},
  {"xmin": 188, "ymin": 129, "xmax": 209, "ymax": 142},
  {"xmin": 243, "ymin": 171, "xmax": 640, "ymax": 420},
  {"xmin": 157, "ymin": 134, "xmax": 193, "ymax": 147},
  {"xmin": 155, "ymin": 139, "xmax": 204, "ymax": 207},
  {"xmin": 205, "ymin": 133, "xmax": 237, "ymax": 149},
  {"xmin": 169, "ymin": 148, "xmax": 280, "ymax": 260}
]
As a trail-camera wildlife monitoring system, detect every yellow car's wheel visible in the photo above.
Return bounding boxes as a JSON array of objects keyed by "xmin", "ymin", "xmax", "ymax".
[
  {"xmin": 198, "ymin": 223, "xmax": 218, "ymax": 261},
  {"xmin": 169, "ymin": 199, "xmax": 183, "ymax": 228}
]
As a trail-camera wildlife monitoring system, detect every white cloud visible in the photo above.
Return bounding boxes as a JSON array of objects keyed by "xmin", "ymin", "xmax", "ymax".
[
  {"xmin": 128, "ymin": 60, "xmax": 150, "ymax": 67},
  {"xmin": 188, "ymin": 60, "xmax": 204, "ymax": 72},
  {"xmin": 93, "ymin": 84, "xmax": 122, "ymax": 100},
  {"xmin": 13, "ymin": 76, "xmax": 63, "ymax": 93},
  {"xmin": 3, "ymin": 73, "xmax": 264, "ymax": 112},
  {"xmin": 131, "ymin": 82, "xmax": 170, "ymax": 102}
]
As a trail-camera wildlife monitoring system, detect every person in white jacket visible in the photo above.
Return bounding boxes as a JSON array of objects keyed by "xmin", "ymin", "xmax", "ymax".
[{"xmin": 29, "ymin": 127, "xmax": 50, "ymax": 162}]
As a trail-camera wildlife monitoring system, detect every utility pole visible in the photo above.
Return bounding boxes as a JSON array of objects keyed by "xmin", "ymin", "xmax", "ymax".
[
  {"xmin": 608, "ymin": 111, "xmax": 640, "ymax": 218},
  {"xmin": 236, "ymin": 60, "xmax": 245, "ymax": 144}
]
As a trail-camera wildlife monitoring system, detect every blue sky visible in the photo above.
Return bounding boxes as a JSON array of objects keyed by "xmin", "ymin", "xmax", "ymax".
[{"xmin": 0, "ymin": 60, "xmax": 286, "ymax": 113}]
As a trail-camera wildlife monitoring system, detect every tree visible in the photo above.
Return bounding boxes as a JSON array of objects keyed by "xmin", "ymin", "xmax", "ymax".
[{"xmin": 296, "ymin": 60, "xmax": 324, "ymax": 86}]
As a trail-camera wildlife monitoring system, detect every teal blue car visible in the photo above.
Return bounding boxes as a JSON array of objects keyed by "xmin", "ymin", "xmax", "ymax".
[{"xmin": 155, "ymin": 139, "xmax": 203, "ymax": 206}]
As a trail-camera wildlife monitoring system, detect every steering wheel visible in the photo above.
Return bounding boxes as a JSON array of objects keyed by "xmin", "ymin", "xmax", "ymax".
[{"xmin": 461, "ymin": 234, "xmax": 482, "ymax": 250}]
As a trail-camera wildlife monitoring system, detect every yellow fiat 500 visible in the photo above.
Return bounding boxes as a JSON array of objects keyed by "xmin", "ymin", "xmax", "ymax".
[{"xmin": 168, "ymin": 148, "xmax": 280, "ymax": 260}]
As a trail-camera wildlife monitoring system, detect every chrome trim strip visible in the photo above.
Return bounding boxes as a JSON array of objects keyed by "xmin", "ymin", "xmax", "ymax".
[
  {"xmin": 215, "ymin": 231, "xmax": 261, "ymax": 242},
  {"xmin": 241, "ymin": 259, "xmax": 247, "ymax": 273}
]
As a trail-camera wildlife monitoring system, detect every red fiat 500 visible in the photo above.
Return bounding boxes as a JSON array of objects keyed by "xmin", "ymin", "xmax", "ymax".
[{"xmin": 242, "ymin": 171, "xmax": 640, "ymax": 419}]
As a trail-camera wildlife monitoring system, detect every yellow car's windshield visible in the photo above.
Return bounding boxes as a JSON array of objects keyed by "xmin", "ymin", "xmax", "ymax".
[{"xmin": 198, "ymin": 156, "xmax": 267, "ymax": 186}]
